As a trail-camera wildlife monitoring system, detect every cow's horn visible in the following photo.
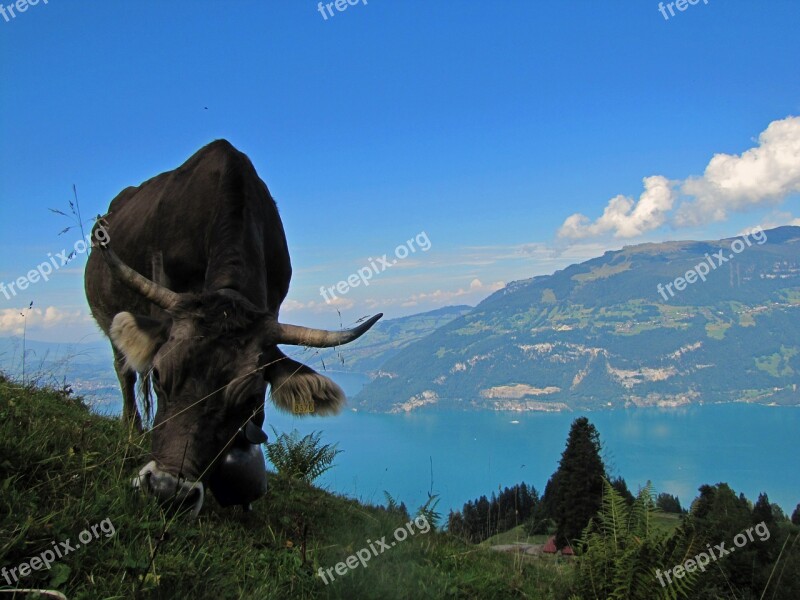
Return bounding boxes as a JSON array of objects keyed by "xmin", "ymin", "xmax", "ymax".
[
  {"xmin": 275, "ymin": 314, "xmax": 383, "ymax": 347},
  {"xmin": 100, "ymin": 246, "xmax": 181, "ymax": 310}
]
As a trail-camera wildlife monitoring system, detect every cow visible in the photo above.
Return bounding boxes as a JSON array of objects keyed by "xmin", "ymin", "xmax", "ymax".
[{"xmin": 84, "ymin": 140, "xmax": 381, "ymax": 515}]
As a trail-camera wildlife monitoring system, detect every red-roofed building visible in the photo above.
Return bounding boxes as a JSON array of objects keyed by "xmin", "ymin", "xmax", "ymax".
[{"xmin": 542, "ymin": 536, "xmax": 575, "ymax": 556}]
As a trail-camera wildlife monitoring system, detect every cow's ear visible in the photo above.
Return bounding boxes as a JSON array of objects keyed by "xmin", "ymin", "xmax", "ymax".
[
  {"xmin": 262, "ymin": 348, "xmax": 346, "ymax": 416},
  {"xmin": 110, "ymin": 312, "xmax": 170, "ymax": 372}
]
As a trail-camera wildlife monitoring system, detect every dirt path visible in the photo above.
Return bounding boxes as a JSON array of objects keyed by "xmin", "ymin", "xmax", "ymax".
[{"xmin": 489, "ymin": 543, "xmax": 546, "ymax": 556}]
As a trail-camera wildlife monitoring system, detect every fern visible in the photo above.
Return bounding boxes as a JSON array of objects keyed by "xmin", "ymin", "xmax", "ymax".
[
  {"xmin": 265, "ymin": 428, "xmax": 340, "ymax": 483},
  {"xmin": 575, "ymin": 479, "xmax": 698, "ymax": 600},
  {"xmin": 416, "ymin": 493, "xmax": 441, "ymax": 530},
  {"xmin": 383, "ymin": 491, "xmax": 397, "ymax": 510}
]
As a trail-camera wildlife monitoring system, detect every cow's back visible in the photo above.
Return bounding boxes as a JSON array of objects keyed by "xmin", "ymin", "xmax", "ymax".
[{"xmin": 85, "ymin": 140, "xmax": 292, "ymax": 334}]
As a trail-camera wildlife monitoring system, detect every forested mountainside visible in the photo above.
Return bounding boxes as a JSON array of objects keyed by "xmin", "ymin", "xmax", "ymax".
[{"xmin": 356, "ymin": 227, "xmax": 800, "ymax": 413}]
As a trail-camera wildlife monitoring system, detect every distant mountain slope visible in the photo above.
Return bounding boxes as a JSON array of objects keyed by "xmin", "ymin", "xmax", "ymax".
[
  {"xmin": 0, "ymin": 306, "xmax": 472, "ymax": 411},
  {"xmin": 355, "ymin": 226, "xmax": 800, "ymax": 413},
  {"xmin": 0, "ymin": 336, "xmax": 119, "ymax": 408},
  {"xmin": 287, "ymin": 305, "xmax": 472, "ymax": 373}
]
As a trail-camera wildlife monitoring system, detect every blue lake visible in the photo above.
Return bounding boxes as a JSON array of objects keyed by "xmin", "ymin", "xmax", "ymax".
[
  {"xmin": 267, "ymin": 372, "xmax": 800, "ymax": 517},
  {"xmin": 93, "ymin": 370, "xmax": 799, "ymax": 516}
]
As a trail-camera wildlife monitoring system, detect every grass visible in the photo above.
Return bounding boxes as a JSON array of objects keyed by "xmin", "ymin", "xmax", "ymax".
[
  {"xmin": 0, "ymin": 373, "xmax": 575, "ymax": 599},
  {"xmin": 651, "ymin": 512, "xmax": 682, "ymax": 535},
  {"xmin": 570, "ymin": 262, "xmax": 631, "ymax": 283},
  {"xmin": 481, "ymin": 514, "xmax": 681, "ymax": 550},
  {"xmin": 481, "ymin": 525, "xmax": 549, "ymax": 548}
]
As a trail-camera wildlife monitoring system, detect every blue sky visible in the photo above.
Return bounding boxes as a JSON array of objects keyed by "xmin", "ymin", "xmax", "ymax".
[{"xmin": 1, "ymin": 0, "xmax": 799, "ymax": 342}]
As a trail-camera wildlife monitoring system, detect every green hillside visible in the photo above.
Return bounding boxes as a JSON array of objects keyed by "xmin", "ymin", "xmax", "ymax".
[
  {"xmin": 356, "ymin": 227, "xmax": 800, "ymax": 413},
  {"xmin": 0, "ymin": 375, "xmax": 573, "ymax": 599}
]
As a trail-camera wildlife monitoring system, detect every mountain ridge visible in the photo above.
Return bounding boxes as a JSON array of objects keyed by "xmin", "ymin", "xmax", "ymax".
[{"xmin": 355, "ymin": 226, "xmax": 800, "ymax": 413}]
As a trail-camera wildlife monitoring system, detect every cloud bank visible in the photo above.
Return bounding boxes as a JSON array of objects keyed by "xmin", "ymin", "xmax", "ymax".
[
  {"xmin": 0, "ymin": 307, "xmax": 91, "ymax": 336},
  {"xmin": 559, "ymin": 115, "xmax": 800, "ymax": 240}
]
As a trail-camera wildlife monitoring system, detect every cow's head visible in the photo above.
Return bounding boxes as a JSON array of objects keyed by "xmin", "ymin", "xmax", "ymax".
[{"xmin": 101, "ymin": 247, "xmax": 381, "ymax": 515}]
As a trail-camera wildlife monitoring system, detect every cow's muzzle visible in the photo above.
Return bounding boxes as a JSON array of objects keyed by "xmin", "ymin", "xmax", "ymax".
[{"xmin": 133, "ymin": 461, "xmax": 205, "ymax": 517}]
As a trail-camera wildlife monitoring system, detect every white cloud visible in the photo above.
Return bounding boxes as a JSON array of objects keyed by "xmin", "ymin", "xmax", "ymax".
[
  {"xmin": 0, "ymin": 306, "xmax": 92, "ymax": 336},
  {"xmin": 558, "ymin": 176, "xmax": 676, "ymax": 239},
  {"xmin": 280, "ymin": 296, "xmax": 355, "ymax": 313},
  {"xmin": 280, "ymin": 299, "xmax": 306, "ymax": 312},
  {"xmin": 677, "ymin": 116, "xmax": 800, "ymax": 225},
  {"xmin": 558, "ymin": 115, "xmax": 800, "ymax": 241},
  {"xmin": 749, "ymin": 210, "xmax": 800, "ymax": 231},
  {"xmin": 400, "ymin": 278, "xmax": 504, "ymax": 307}
]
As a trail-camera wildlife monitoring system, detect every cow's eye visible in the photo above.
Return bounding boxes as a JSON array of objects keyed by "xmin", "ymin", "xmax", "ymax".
[{"xmin": 152, "ymin": 368, "xmax": 161, "ymax": 384}]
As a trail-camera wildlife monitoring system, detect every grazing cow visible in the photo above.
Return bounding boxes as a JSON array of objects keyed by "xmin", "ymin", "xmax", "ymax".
[{"xmin": 84, "ymin": 140, "xmax": 381, "ymax": 514}]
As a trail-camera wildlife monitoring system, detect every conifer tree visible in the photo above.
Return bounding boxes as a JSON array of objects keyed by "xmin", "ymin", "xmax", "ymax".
[{"xmin": 543, "ymin": 417, "xmax": 607, "ymax": 547}]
